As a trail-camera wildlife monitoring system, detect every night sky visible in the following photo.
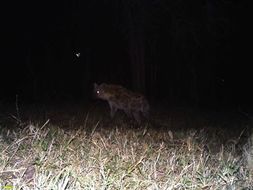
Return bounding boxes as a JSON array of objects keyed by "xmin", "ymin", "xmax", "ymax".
[{"xmin": 1, "ymin": 0, "xmax": 250, "ymax": 110}]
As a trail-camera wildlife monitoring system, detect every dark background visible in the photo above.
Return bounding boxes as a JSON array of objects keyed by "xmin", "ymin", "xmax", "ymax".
[{"xmin": 1, "ymin": 0, "xmax": 250, "ymax": 110}]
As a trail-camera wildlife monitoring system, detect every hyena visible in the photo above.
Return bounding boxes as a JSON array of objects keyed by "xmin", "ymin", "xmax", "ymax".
[{"xmin": 94, "ymin": 83, "xmax": 149, "ymax": 123}]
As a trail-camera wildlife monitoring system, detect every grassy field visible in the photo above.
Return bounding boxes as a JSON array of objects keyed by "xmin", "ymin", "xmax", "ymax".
[{"xmin": 0, "ymin": 103, "xmax": 252, "ymax": 189}]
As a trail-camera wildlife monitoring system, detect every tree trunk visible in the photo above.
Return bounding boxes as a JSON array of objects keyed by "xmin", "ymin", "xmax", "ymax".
[
  {"xmin": 125, "ymin": 2, "xmax": 146, "ymax": 94},
  {"xmin": 129, "ymin": 33, "xmax": 146, "ymax": 93}
]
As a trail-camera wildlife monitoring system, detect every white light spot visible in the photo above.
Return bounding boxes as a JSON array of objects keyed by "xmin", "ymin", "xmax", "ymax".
[
  {"xmin": 96, "ymin": 90, "xmax": 100, "ymax": 94},
  {"xmin": 75, "ymin": 52, "xmax": 81, "ymax": 57}
]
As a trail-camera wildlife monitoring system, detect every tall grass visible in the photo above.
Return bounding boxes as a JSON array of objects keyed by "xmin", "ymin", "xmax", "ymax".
[{"xmin": 0, "ymin": 106, "xmax": 252, "ymax": 189}]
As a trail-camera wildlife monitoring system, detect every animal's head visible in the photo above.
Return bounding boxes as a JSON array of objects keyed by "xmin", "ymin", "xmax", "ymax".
[{"xmin": 93, "ymin": 83, "xmax": 111, "ymax": 100}]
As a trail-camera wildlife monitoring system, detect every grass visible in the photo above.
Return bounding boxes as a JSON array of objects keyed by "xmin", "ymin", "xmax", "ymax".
[{"xmin": 0, "ymin": 103, "xmax": 252, "ymax": 189}]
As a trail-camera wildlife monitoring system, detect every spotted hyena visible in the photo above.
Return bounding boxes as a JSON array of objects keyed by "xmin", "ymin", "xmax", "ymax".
[{"xmin": 94, "ymin": 83, "xmax": 149, "ymax": 123}]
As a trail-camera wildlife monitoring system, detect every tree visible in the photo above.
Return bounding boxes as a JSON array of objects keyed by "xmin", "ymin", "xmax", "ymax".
[{"xmin": 121, "ymin": 0, "xmax": 147, "ymax": 94}]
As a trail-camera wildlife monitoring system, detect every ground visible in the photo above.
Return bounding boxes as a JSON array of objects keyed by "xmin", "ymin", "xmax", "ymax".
[{"xmin": 0, "ymin": 102, "xmax": 252, "ymax": 189}]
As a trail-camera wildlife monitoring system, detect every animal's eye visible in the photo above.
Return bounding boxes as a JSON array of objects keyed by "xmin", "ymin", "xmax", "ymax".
[
  {"xmin": 96, "ymin": 90, "xmax": 100, "ymax": 94},
  {"xmin": 75, "ymin": 52, "xmax": 81, "ymax": 57}
]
